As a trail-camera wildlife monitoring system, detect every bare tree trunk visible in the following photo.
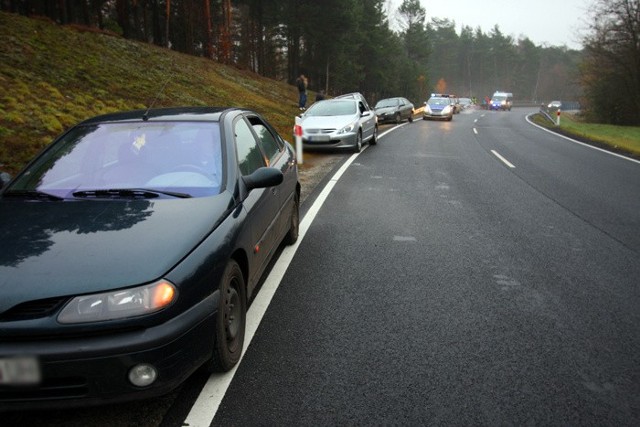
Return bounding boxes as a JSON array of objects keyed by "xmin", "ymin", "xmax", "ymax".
[
  {"xmin": 203, "ymin": 0, "xmax": 213, "ymax": 58},
  {"xmin": 219, "ymin": 0, "xmax": 232, "ymax": 64},
  {"xmin": 165, "ymin": 0, "xmax": 170, "ymax": 48}
]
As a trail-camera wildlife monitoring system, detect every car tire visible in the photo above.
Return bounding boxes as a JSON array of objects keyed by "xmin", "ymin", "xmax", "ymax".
[
  {"xmin": 394, "ymin": 113, "xmax": 401, "ymax": 124},
  {"xmin": 283, "ymin": 192, "xmax": 299, "ymax": 245},
  {"xmin": 408, "ymin": 113, "xmax": 413, "ymax": 123},
  {"xmin": 369, "ymin": 126, "xmax": 378, "ymax": 145},
  {"xmin": 447, "ymin": 116, "xmax": 452, "ymax": 121},
  {"xmin": 208, "ymin": 260, "xmax": 246, "ymax": 372},
  {"xmin": 354, "ymin": 131, "xmax": 362, "ymax": 152}
]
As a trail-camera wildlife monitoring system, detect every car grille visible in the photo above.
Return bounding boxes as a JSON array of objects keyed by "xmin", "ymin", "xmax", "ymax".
[
  {"xmin": 306, "ymin": 128, "xmax": 336, "ymax": 134},
  {"xmin": 0, "ymin": 297, "xmax": 69, "ymax": 321}
]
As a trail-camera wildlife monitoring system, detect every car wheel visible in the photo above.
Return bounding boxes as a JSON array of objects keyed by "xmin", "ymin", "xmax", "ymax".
[
  {"xmin": 394, "ymin": 113, "xmax": 401, "ymax": 124},
  {"xmin": 369, "ymin": 126, "xmax": 378, "ymax": 145},
  {"xmin": 354, "ymin": 131, "xmax": 362, "ymax": 152},
  {"xmin": 408, "ymin": 113, "xmax": 413, "ymax": 123},
  {"xmin": 208, "ymin": 260, "xmax": 246, "ymax": 372},
  {"xmin": 283, "ymin": 192, "xmax": 299, "ymax": 245},
  {"xmin": 447, "ymin": 115, "xmax": 452, "ymax": 121}
]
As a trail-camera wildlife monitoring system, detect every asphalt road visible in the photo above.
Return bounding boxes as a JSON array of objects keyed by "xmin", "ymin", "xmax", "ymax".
[{"xmin": 6, "ymin": 108, "xmax": 640, "ymax": 425}]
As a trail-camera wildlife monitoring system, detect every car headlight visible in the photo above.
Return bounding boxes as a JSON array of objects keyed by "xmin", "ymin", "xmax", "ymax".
[
  {"xmin": 425, "ymin": 105, "xmax": 432, "ymax": 113},
  {"xmin": 442, "ymin": 105, "xmax": 452, "ymax": 114},
  {"xmin": 57, "ymin": 280, "xmax": 177, "ymax": 324},
  {"xmin": 338, "ymin": 122, "xmax": 356, "ymax": 134}
]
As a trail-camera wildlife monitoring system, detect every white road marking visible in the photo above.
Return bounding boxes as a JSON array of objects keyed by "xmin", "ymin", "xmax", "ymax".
[
  {"xmin": 491, "ymin": 150, "xmax": 516, "ymax": 168},
  {"xmin": 473, "ymin": 128, "xmax": 478, "ymax": 135},
  {"xmin": 393, "ymin": 236, "xmax": 417, "ymax": 242},
  {"xmin": 184, "ymin": 128, "xmax": 397, "ymax": 426}
]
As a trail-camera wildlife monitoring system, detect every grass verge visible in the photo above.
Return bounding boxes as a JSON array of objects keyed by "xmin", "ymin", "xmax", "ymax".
[{"xmin": 531, "ymin": 112, "xmax": 640, "ymax": 159}]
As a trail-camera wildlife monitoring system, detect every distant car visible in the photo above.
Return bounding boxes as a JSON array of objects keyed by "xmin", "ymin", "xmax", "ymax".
[
  {"xmin": 548, "ymin": 100, "xmax": 562, "ymax": 109},
  {"xmin": 299, "ymin": 97, "xmax": 378, "ymax": 152},
  {"xmin": 374, "ymin": 97, "xmax": 414, "ymax": 124},
  {"xmin": 490, "ymin": 91, "xmax": 513, "ymax": 111},
  {"xmin": 458, "ymin": 97, "xmax": 473, "ymax": 109},
  {"xmin": 423, "ymin": 94, "xmax": 454, "ymax": 121},
  {"xmin": 449, "ymin": 95, "xmax": 462, "ymax": 114},
  {"xmin": 0, "ymin": 106, "xmax": 300, "ymax": 410}
]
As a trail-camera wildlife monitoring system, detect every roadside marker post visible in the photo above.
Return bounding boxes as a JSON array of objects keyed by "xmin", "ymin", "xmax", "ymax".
[
  {"xmin": 294, "ymin": 116, "xmax": 303, "ymax": 165},
  {"xmin": 556, "ymin": 108, "xmax": 561, "ymax": 126}
]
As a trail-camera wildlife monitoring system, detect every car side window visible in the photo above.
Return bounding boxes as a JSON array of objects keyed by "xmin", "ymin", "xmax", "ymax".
[
  {"xmin": 248, "ymin": 117, "xmax": 282, "ymax": 166},
  {"xmin": 235, "ymin": 118, "xmax": 266, "ymax": 176}
]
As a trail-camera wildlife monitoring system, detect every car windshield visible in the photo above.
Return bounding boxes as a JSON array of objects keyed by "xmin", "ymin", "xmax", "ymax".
[
  {"xmin": 306, "ymin": 100, "xmax": 357, "ymax": 116},
  {"xmin": 428, "ymin": 97, "xmax": 450, "ymax": 106},
  {"xmin": 375, "ymin": 99, "xmax": 398, "ymax": 108},
  {"xmin": 7, "ymin": 122, "xmax": 223, "ymax": 198}
]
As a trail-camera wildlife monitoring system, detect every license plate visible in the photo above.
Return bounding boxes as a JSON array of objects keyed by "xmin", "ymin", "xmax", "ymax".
[
  {"xmin": 308, "ymin": 134, "xmax": 330, "ymax": 142},
  {"xmin": 0, "ymin": 356, "xmax": 41, "ymax": 385}
]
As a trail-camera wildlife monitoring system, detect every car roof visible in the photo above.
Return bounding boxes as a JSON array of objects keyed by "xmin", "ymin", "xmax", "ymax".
[
  {"xmin": 77, "ymin": 106, "xmax": 239, "ymax": 125},
  {"xmin": 335, "ymin": 92, "xmax": 363, "ymax": 99}
]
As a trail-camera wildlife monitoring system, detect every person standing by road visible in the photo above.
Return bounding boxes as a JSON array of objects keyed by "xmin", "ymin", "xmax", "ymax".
[{"xmin": 296, "ymin": 74, "xmax": 308, "ymax": 110}]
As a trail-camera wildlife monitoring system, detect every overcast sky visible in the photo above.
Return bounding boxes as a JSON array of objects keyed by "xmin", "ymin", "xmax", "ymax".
[{"xmin": 387, "ymin": 0, "xmax": 593, "ymax": 50}]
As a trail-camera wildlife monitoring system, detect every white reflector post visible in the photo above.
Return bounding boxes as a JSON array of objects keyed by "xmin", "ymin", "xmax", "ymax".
[{"xmin": 294, "ymin": 115, "xmax": 303, "ymax": 165}]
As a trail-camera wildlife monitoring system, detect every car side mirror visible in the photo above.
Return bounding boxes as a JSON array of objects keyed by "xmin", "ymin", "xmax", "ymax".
[
  {"xmin": 362, "ymin": 111, "xmax": 371, "ymax": 117},
  {"xmin": 243, "ymin": 167, "xmax": 283, "ymax": 191},
  {"xmin": 0, "ymin": 172, "xmax": 11, "ymax": 190}
]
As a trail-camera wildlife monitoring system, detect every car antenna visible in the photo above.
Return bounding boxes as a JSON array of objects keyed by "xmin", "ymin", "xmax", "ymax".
[{"xmin": 142, "ymin": 72, "xmax": 173, "ymax": 121}]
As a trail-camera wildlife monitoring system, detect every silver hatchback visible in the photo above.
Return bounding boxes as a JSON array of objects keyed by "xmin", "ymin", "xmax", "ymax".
[{"xmin": 299, "ymin": 98, "xmax": 378, "ymax": 153}]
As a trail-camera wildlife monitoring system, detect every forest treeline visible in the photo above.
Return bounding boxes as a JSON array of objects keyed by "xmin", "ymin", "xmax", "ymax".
[{"xmin": 2, "ymin": 0, "xmax": 638, "ymax": 125}]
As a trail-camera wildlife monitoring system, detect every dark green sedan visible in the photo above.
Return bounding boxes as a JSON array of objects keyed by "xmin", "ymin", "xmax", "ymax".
[{"xmin": 0, "ymin": 107, "xmax": 299, "ymax": 409}]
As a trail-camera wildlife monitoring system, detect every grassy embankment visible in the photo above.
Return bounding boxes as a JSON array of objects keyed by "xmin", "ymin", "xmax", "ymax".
[
  {"xmin": 0, "ymin": 11, "xmax": 310, "ymax": 175},
  {"xmin": 532, "ymin": 111, "xmax": 640, "ymax": 158}
]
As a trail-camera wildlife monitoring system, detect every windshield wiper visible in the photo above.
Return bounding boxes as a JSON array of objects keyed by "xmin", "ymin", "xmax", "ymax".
[
  {"xmin": 72, "ymin": 188, "xmax": 191, "ymax": 199},
  {"xmin": 2, "ymin": 190, "xmax": 65, "ymax": 201}
]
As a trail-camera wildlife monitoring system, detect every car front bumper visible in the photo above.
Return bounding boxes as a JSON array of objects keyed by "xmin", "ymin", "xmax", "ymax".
[
  {"xmin": 376, "ymin": 113, "xmax": 397, "ymax": 123},
  {"xmin": 301, "ymin": 132, "xmax": 358, "ymax": 150},
  {"xmin": 0, "ymin": 293, "xmax": 218, "ymax": 410},
  {"xmin": 423, "ymin": 111, "xmax": 452, "ymax": 120}
]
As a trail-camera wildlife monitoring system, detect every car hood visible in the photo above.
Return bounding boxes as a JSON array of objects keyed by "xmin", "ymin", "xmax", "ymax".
[
  {"xmin": 0, "ymin": 194, "xmax": 235, "ymax": 311},
  {"xmin": 301, "ymin": 114, "xmax": 357, "ymax": 129},
  {"xmin": 375, "ymin": 106, "xmax": 396, "ymax": 114}
]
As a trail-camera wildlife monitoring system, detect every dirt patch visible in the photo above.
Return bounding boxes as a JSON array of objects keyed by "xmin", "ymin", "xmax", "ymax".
[{"xmin": 297, "ymin": 152, "xmax": 346, "ymax": 205}]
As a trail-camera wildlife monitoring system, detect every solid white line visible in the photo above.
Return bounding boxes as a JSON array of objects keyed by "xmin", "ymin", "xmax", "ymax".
[
  {"xmin": 473, "ymin": 128, "xmax": 478, "ymax": 135},
  {"xmin": 525, "ymin": 114, "xmax": 640, "ymax": 165},
  {"xmin": 183, "ymin": 131, "xmax": 384, "ymax": 426},
  {"xmin": 491, "ymin": 150, "xmax": 515, "ymax": 168}
]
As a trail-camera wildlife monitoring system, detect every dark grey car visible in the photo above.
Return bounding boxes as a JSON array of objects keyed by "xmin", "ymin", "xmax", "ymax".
[
  {"xmin": 374, "ymin": 97, "xmax": 415, "ymax": 124},
  {"xmin": 0, "ymin": 106, "xmax": 300, "ymax": 410}
]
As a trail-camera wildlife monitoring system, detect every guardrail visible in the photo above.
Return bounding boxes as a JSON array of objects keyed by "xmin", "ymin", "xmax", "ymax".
[{"xmin": 539, "ymin": 105, "xmax": 557, "ymax": 124}]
